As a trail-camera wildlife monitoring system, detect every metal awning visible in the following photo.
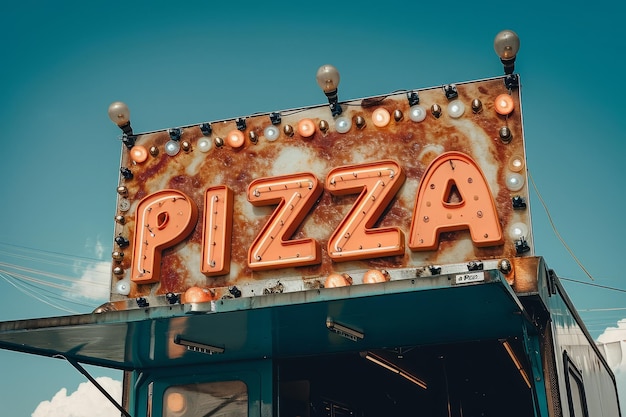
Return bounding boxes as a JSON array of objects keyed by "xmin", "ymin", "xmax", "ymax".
[{"xmin": 0, "ymin": 269, "xmax": 530, "ymax": 370}]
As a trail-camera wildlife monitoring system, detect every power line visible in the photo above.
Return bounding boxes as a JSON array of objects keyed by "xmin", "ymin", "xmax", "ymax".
[
  {"xmin": 0, "ymin": 241, "xmax": 106, "ymax": 263},
  {"xmin": 561, "ymin": 277, "xmax": 626, "ymax": 293},
  {"xmin": 0, "ymin": 272, "xmax": 79, "ymax": 314},
  {"xmin": 528, "ymin": 171, "xmax": 595, "ymax": 281},
  {"xmin": 0, "ymin": 262, "xmax": 108, "ymax": 287},
  {"xmin": 0, "ymin": 241, "xmax": 111, "ymax": 310}
]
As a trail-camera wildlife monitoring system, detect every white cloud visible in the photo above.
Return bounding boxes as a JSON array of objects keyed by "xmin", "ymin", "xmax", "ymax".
[
  {"xmin": 67, "ymin": 236, "xmax": 111, "ymax": 302},
  {"xmin": 81, "ymin": 236, "xmax": 106, "ymax": 262},
  {"xmin": 32, "ymin": 377, "xmax": 122, "ymax": 417},
  {"xmin": 67, "ymin": 260, "xmax": 111, "ymax": 301},
  {"xmin": 597, "ymin": 318, "xmax": 626, "ymax": 344},
  {"xmin": 94, "ymin": 238, "xmax": 105, "ymax": 260}
]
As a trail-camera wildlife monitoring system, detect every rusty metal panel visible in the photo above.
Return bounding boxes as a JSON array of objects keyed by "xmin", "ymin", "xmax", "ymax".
[{"xmin": 109, "ymin": 76, "xmax": 532, "ymax": 307}]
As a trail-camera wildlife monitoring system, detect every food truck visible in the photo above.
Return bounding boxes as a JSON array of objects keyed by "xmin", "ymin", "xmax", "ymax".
[{"xmin": 0, "ymin": 30, "xmax": 620, "ymax": 417}]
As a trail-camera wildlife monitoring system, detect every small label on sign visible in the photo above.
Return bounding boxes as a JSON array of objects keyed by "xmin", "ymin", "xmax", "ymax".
[{"xmin": 455, "ymin": 272, "xmax": 485, "ymax": 284}]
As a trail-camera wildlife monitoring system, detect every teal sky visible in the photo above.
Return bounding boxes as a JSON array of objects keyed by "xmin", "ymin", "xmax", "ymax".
[{"xmin": 1, "ymin": 1, "xmax": 624, "ymax": 415}]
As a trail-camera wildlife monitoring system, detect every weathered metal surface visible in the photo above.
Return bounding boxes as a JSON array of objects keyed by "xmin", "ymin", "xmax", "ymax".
[{"xmin": 110, "ymin": 76, "xmax": 532, "ymax": 305}]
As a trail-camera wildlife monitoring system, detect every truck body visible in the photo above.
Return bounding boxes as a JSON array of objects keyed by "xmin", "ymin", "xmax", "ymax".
[{"xmin": 0, "ymin": 73, "xmax": 620, "ymax": 417}]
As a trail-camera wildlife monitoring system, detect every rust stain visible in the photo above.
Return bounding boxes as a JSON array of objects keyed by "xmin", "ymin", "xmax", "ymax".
[{"xmin": 110, "ymin": 77, "xmax": 533, "ymax": 300}]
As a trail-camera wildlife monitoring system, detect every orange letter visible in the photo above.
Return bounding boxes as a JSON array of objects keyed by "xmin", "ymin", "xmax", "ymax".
[
  {"xmin": 408, "ymin": 151, "xmax": 503, "ymax": 251},
  {"xmin": 247, "ymin": 172, "xmax": 323, "ymax": 270},
  {"xmin": 326, "ymin": 160, "xmax": 406, "ymax": 261},
  {"xmin": 201, "ymin": 186, "xmax": 234, "ymax": 276},
  {"xmin": 132, "ymin": 190, "xmax": 198, "ymax": 283}
]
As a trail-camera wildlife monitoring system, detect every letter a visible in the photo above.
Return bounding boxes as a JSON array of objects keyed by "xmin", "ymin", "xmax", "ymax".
[{"xmin": 409, "ymin": 152, "xmax": 503, "ymax": 251}]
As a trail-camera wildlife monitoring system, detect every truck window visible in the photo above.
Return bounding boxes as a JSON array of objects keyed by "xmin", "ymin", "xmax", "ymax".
[
  {"xmin": 163, "ymin": 380, "xmax": 248, "ymax": 417},
  {"xmin": 564, "ymin": 352, "xmax": 589, "ymax": 417}
]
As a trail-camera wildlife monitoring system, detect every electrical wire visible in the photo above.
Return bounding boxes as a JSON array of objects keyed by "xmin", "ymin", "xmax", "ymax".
[
  {"xmin": 560, "ymin": 277, "xmax": 626, "ymax": 293},
  {"xmin": 0, "ymin": 272, "xmax": 79, "ymax": 314},
  {"xmin": 4, "ymin": 272, "xmax": 95, "ymax": 308},
  {"xmin": 528, "ymin": 170, "xmax": 596, "ymax": 281},
  {"xmin": 0, "ymin": 241, "xmax": 104, "ymax": 263},
  {"xmin": 527, "ymin": 175, "xmax": 626, "ymax": 335},
  {"xmin": 0, "ymin": 242, "xmax": 110, "ymax": 312},
  {"xmin": 0, "ymin": 262, "xmax": 107, "ymax": 287}
]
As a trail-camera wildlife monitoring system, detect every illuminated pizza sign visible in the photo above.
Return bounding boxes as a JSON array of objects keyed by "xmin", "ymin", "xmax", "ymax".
[{"xmin": 110, "ymin": 76, "xmax": 532, "ymax": 304}]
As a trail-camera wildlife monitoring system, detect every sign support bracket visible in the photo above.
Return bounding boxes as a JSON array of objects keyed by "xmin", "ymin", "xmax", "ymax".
[{"xmin": 53, "ymin": 353, "xmax": 132, "ymax": 417}]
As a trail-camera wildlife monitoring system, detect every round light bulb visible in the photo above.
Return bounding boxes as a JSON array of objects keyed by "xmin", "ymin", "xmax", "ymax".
[
  {"xmin": 509, "ymin": 222, "xmax": 529, "ymax": 240},
  {"xmin": 494, "ymin": 30, "xmax": 520, "ymax": 60},
  {"xmin": 264, "ymin": 125, "xmax": 280, "ymax": 141},
  {"xmin": 447, "ymin": 100, "xmax": 465, "ymax": 118},
  {"xmin": 165, "ymin": 140, "xmax": 180, "ymax": 156},
  {"xmin": 335, "ymin": 116, "xmax": 352, "ymax": 133},
  {"xmin": 505, "ymin": 172, "xmax": 525, "ymax": 191},
  {"xmin": 297, "ymin": 118, "xmax": 316, "ymax": 138},
  {"xmin": 226, "ymin": 130, "xmax": 245, "ymax": 148},
  {"xmin": 130, "ymin": 145, "xmax": 148, "ymax": 163},
  {"xmin": 115, "ymin": 279, "xmax": 131, "ymax": 295},
  {"xmin": 108, "ymin": 101, "xmax": 130, "ymax": 126},
  {"xmin": 198, "ymin": 138, "xmax": 213, "ymax": 153},
  {"xmin": 494, "ymin": 94, "xmax": 515, "ymax": 115},
  {"xmin": 372, "ymin": 108, "xmax": 391, "ymax": 127},
  {"xmin": 508, "ymin": 155, "xmax": 524, "ymax": 172},
  {"xmin": 409, "ymin": 105, "xmax": 427, "ymax": 122},
  {"xmin": 316, "ymin": 64, "xmax": 340, "ymax": 94}
]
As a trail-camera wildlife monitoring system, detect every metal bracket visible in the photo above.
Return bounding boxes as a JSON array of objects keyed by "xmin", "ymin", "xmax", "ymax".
[
  {"xmin": 53, "ymin": 354, "xmax": 132, "ymax": 417},
  {"xmin": 444, "ymin": 84, "xmax": 458, "ymax": 100},
  {"xmin": 504, "ymin": 73, "xmax": 520, "ymax": 90}
]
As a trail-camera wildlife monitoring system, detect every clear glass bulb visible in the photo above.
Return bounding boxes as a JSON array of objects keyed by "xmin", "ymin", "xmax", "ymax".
[
  {"xmin": 115, "ymin": 279, "xmax": 131, "ymax": 295},
  {"xmin": 198, "ymin": 138, "xmax": 213, "ymax": 153},
  {"xmin": 409, "ymin": 105, "xmax": 427, "ymax": 122},
  {"xmin": 335, "ymin": 116, "xmax": 352, "ymax": 133},
  {"xmin": 165, "ymin": 140, "xmax": 180, "ymax": 156},
  {"xmin": 108, "ymin": 101, "xmax": 130, "ymax": 126},
  {"xmin": 316, "ymin": 64, "xmax": 340, "ymax": 94},
  {"xmin": 447, "ymin": 100, "xmax": 465, "ymax": 118},
  {"xmin": 264, "ymin": 125, "xmax": 280, "ymax": 141},
  {"xmin": 505, "ymin": 172, "xmax": 525, "ymax": 191},
  {"xmin": 509, "ymin": 222, "xmax": 529, "ymax": 240},
  {"xmin": 494, "ymin": 30, "xmax": 520, "ymax": 60}
]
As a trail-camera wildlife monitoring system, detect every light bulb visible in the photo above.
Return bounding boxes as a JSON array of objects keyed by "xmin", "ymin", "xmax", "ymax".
[
  {"xmin": 316, "ymin": 64, "xmax": 340, "ymax": 94},
  {"xmin": 226, "ymin": 130, "xmax": 245, "ymax": 148},
  {"xmin": 372, "ymin": 108, "xmax": 391, "ymax": 127},
  {"xmin": 409, "ymin": 105, "xmax": 427, "ymax": 122},
  {"xmin": 335, "ymin": 116, "xmax": 352, "ymax": 133},
  {"xmin": 115, "ymin": 279, "xmax": 131, "ymax": 295},
  {"xmin": 505, "ymin": 172, "xmax": 525, "ymax": 191},
  {"xmin": 198, "ymin": 138, "xmax": 213, "ymax": 153},
  {"xmin": 447, "ymin": 100, "xmax": 465, "ymax": 118},
  {"xmin": 297, "ymin": 118, "xmax": 316, "ymax": 138},
  {"xmin": 494, "ymin": 30, "xmax": 520, "ymax": 60},
  {"xmin": 108, "ymin": 101, "xmax": 130, "ymax": 126},
  {"xmin": 509, "ymin": 222, "xmax": 529, "ymax": 240},
  {"xmin": 130, "ymin": 145, "xmax": 148, "ymax": 163},
  {"xmin": 264, "ymin": 125, "xmax": 280, "ymax": 141},
  {"xmin": 165, "ymin": 140, "xmax": 180, "ymax": 156},
  {"xmin": 494, "ymin": 94, "xmax": 515, "ymax": 115},
  {"xmin": 508, "ymin": 155, "xmax": 524, "ymax": 172}
]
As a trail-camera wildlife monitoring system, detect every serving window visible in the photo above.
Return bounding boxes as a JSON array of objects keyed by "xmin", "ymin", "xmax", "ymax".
[{"xmin": 163, "ymin": 380, "xmax": 248, "ymax": 417}]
